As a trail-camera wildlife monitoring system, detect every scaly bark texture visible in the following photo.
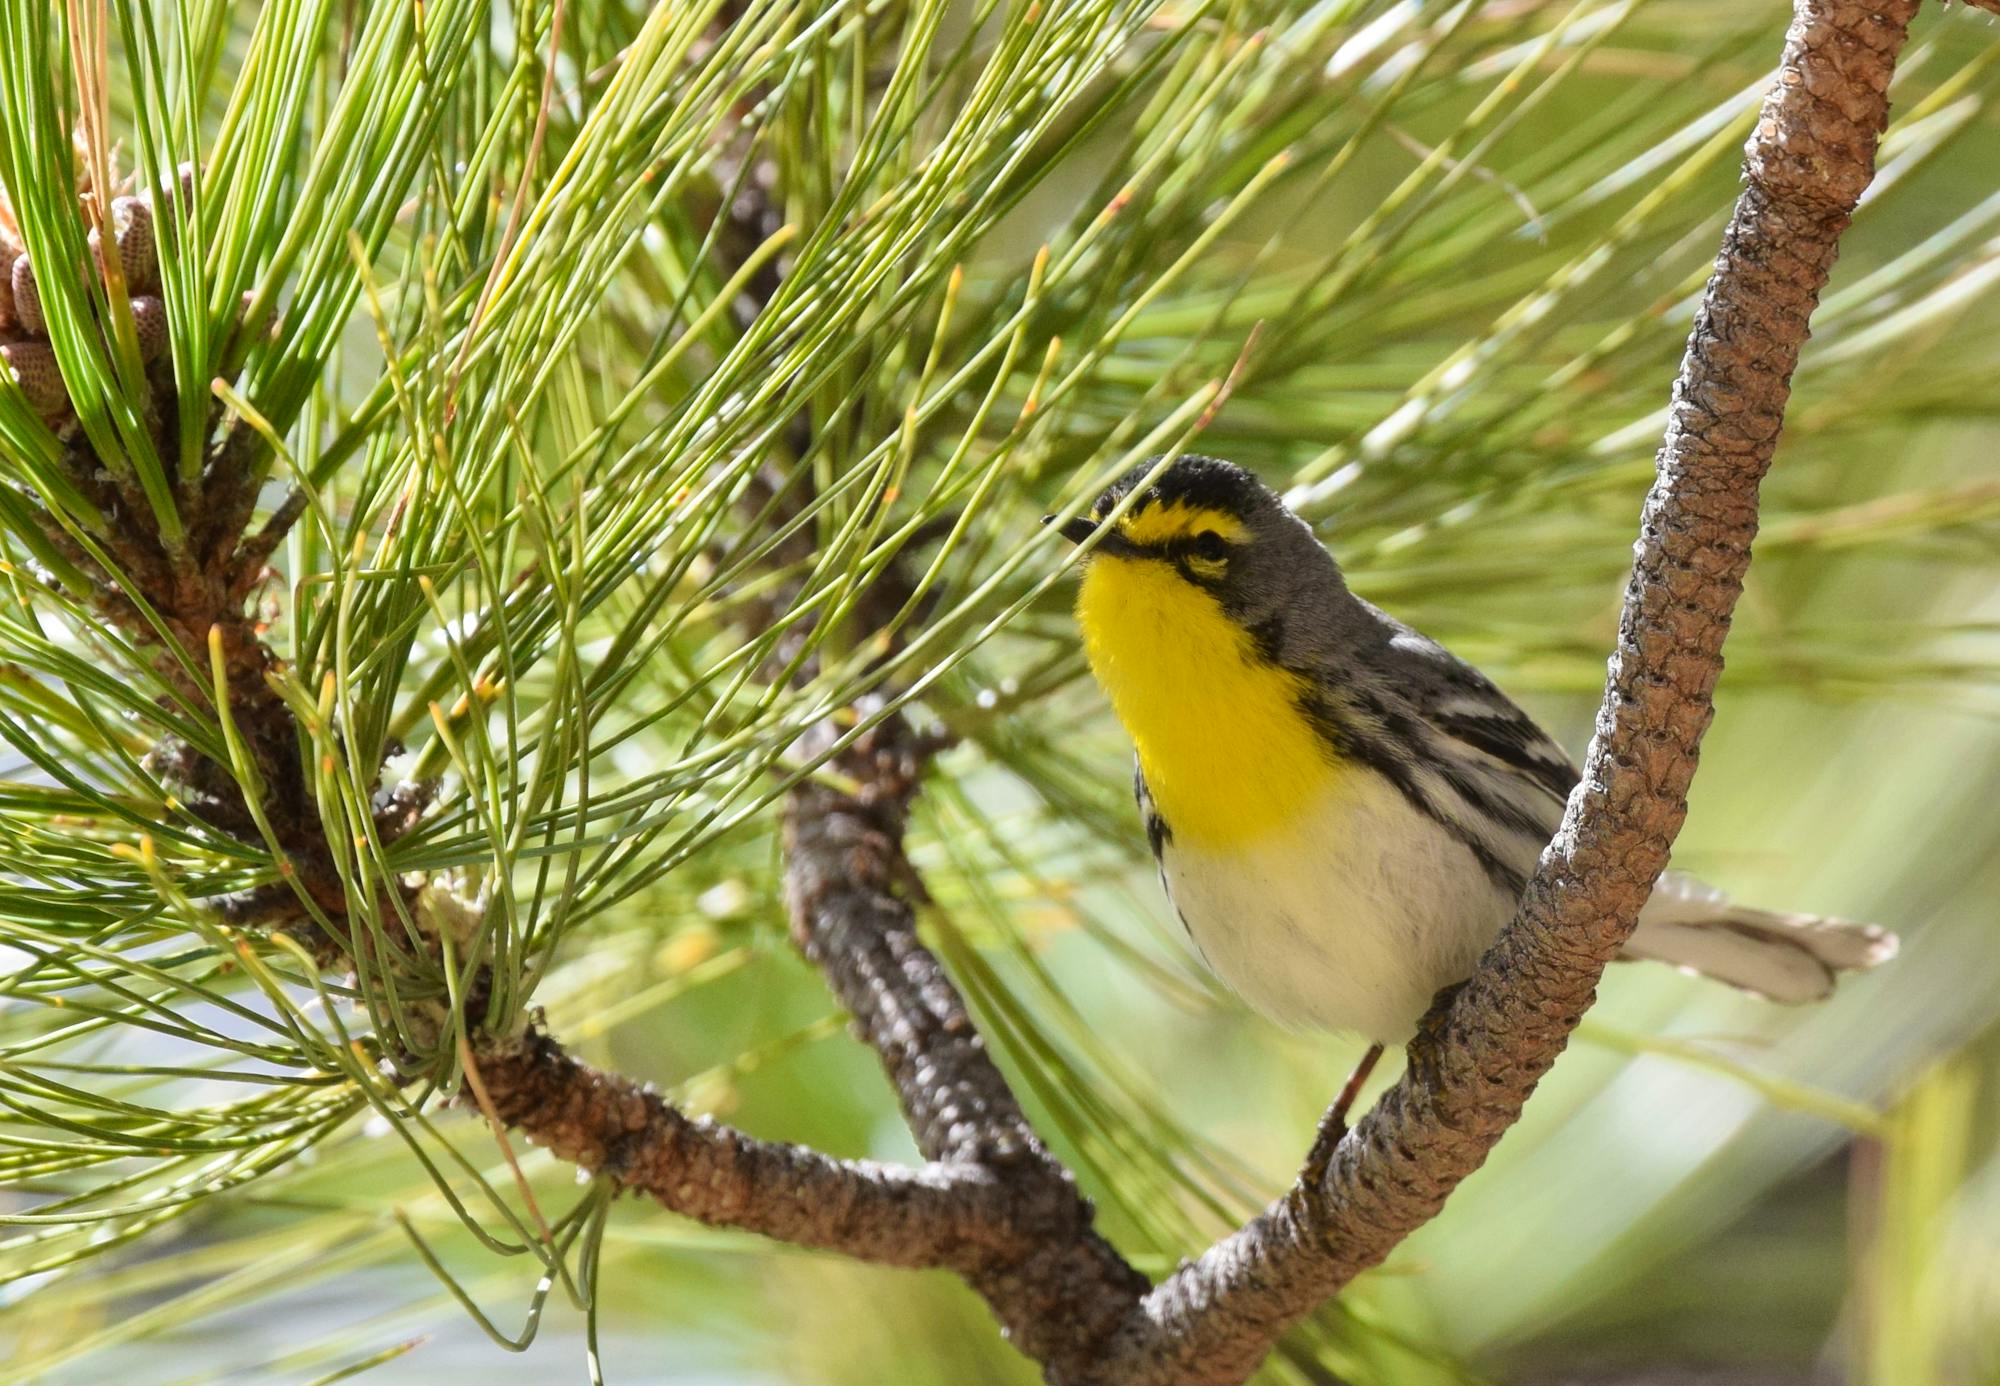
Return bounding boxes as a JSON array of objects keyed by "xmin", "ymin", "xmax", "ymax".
[
  {"xmin": 1099, "ymin": 3, "xmax": 1919, "ymax": 1380},
  {"xmin": 783, "ymin": 708, "xmax": 1040, "ymax": 1167},
  {"xmin": 469, "ymin": 1, "xmax": 1939, "ymax": 1381},
  {"xmin": 781, "ymin": 706, "xmax": 1151, "ymax": 1372},
  {"xmin": 474, "ymin": 1024, "xmax": 1028, "ymax": 1266}
]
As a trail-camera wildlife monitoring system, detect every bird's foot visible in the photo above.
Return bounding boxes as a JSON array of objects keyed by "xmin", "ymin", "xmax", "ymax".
[{"xmin": 1299, "ymin": 1041, "xmax": 1384, "ymax": 1185}]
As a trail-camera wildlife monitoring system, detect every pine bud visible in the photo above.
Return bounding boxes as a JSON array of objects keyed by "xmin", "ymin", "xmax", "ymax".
[
  {"xmin": 130, "ymin": 293, "xmax": 168, "ymax": 361},
  {"xmin": 0, "ymin": 339, "xmax": 65, "ymax": 416},
  {"xmin": 11, "ymin": 255, "xmax": 42, "ymax": 337},
  {"xmin": 110, "ymin": 197, "xmax": 157, "ymax": 292}
]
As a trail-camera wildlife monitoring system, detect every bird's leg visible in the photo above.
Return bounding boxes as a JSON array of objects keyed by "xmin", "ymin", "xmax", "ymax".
[
  {"xmin": 1299, "ymin": 1042, "xmax": 1384, "ymax": 1184},
  {"xmin": 1405, "ymin": 980, "xmax": 1468, "ymax": 1095},
  {"xmin": 1329, "ymin": 1042, "xmax": 1385, "ymax": 1132}
]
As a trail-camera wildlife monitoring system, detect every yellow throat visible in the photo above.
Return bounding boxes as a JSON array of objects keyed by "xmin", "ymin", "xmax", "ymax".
[{"xmin": 1075, "ymin": 534, "xmax": 1337, "ymax": 849}]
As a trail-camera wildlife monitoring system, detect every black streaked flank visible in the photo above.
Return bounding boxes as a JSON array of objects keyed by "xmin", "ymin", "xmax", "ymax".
[
  {"xmin": 1135, "ymin": 765, "xmax": 1173, "ymax": 859},
  {"xmin": 1295, "ymin": 687, "xmax": 1529, "ymax": 898},
  {"xmin": 1349, "ymin": 687, "xmax": 1553, "ymax": 843},
  {"xmin": 1431, "ymin": 706, "xmax": 1578, "ymax": 804}
]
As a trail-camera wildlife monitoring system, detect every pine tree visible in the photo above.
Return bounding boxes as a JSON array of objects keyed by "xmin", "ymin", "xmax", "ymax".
[{"xmin": 0, "ymin": 3, "xmax": 1996, "ymax": 1382}]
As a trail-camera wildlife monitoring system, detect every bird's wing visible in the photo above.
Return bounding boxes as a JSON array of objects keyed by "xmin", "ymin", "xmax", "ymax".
[{"xmin": 1382, "ymin": 626, "xmax": 1580, "ymax": 809}]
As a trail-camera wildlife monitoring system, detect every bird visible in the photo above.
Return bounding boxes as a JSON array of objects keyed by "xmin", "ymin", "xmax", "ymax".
[{"xmin": 1052, "ymin": 454, "xmax": 1897, "ymax": 1123}]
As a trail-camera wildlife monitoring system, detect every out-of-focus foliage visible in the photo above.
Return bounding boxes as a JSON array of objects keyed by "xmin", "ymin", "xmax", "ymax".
[{"xmin": 0, "ymin": 1, "xmax": 1994, "ymax": 1382}]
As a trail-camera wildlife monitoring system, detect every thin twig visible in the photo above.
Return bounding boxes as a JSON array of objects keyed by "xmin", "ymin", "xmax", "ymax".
[
  {"xmin": 780, "ymin": 705, "xmax": 1149, "ymax": 1369},
  {"xmin": 472, "ymin": 1021, "xmax": 1050, "ymax": 1269}
]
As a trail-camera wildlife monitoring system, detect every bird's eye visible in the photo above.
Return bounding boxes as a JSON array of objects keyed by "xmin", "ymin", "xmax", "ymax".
[{"xmin": 1190, "ymin": 530, "xmax": 1229, "ymax": 562}]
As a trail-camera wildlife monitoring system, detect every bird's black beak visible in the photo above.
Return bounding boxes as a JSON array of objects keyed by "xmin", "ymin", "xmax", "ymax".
[
  {"xmin": 1045, "ymin": 513, "xmax": 1144, "ymax": 558},
  {"xmin": 1044, "ymin": 514, "xmax": 1101, "ymax": 547}
]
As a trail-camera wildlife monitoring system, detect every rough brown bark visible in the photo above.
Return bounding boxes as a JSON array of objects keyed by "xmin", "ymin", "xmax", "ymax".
[
  {"xmin": 475, "ymin": 1024, "xmax": 1028, "ymax": 1266},
  {"xmin": 781, "ymin": 705, "xmax": 1151, "ymax": 1371},
  {"xmin": 782, "ymin": 709, "xmax": 1039, "ymax": 1167}
]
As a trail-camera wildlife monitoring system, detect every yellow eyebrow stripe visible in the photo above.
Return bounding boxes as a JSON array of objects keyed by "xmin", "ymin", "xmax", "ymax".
[{"xmin": 1114, "ymin": 503, "xmax": 1246, "ymax": 547}]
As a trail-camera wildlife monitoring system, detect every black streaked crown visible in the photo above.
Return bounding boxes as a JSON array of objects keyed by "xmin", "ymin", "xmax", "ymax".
[{"xmin": 1090, "ymin": 455, "xmax": 1272, "ymax": 521}]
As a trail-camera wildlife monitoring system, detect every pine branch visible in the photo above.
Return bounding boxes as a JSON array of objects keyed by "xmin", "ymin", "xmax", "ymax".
[
  {"xmin": 783, "ymin": 710, "xmax": 1038, "ymax": 1166},
  {"xmin": 7, "ymin": 0, "xmax": 1983, "ymax": 1376},
  {"xmin": 472, "ymin": 1022, "xmax": 1035, "ymax": 1267},
  {"xmin": 470, "ymin": 700, "xmax": 1153, "ymax": 1374},
  {"xmin": 781, "ymin": 703, "xmax": 1151, "ymax": 1368},
  {"xmin": 460, "ymin": 6, "xmax": 1941, "ymax": 1380}
]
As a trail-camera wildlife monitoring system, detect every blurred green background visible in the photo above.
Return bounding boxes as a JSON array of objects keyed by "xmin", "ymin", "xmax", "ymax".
[{"xmin": 1, "ymin": 1, "xmax": 1997, "ymax": 1383}]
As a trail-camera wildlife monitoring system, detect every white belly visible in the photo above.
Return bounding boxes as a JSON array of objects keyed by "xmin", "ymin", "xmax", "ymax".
[{"xmin": 1158, "ymin": 768, "xmax": 1517, "ymax": 1043}]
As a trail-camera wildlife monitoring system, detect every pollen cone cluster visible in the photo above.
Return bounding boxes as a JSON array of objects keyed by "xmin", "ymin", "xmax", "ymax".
[{"xmin": 0, "ymin": 165, "xmax": 192, "ymax": 422}]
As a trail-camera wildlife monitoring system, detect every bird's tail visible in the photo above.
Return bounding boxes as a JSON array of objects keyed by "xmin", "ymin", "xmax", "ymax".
[{"xmin": 1619, "ymin": 871, "xmax": 1899, "ymax": 1003}]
